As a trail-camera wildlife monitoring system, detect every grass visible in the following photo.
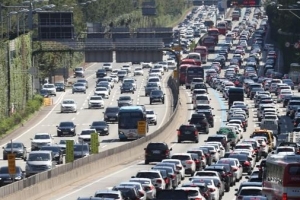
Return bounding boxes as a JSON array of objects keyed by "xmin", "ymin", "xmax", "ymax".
[{"xmin": 167, "ymin": 6, "xmax": 194, "ymax": 27}]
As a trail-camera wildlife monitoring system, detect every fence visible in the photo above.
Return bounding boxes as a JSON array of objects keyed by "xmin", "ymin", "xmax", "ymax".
[{"xmin": 0, "ymin": 75, "xmax": 180, "ymax": 199}]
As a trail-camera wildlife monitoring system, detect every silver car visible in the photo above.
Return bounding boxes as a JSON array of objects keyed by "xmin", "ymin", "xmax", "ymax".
[
  {"xmin": 72, "ymin": 83, "xmax": 86, "ymax": 94},
  {"xmin": 25, "ymin": 150, "xmax": 55, "ymax": 177}
]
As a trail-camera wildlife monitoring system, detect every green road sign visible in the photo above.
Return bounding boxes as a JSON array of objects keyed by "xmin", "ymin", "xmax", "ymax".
[
  {"xmin": 91, "ymin": 132, "xmax": 99, "ymax": 154},
  {"xmin": 65, "ymin": 140, "xmax": 74, "ymax": 163}
]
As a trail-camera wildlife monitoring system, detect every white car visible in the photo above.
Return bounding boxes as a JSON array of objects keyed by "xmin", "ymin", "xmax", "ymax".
[
  {"xmin": 110, "ymin": 75, "xmax": 119, "ymax": 83},
  {"xmin": 122, "ymin": 65, "xmax": 132, "ymax": 73},
  {"xmin": 141, "ymin": 62, "xmax": 153, "ymax": 69},
  {"xmin": 146, "ymin": 110, "xmax": 157, "ymax": 125},
  {"xmin": 200, "ymin": 145, "xmax": 220, "ymax": 162},
  {"xmin": 123, "ymin": 78, "xmax": 137, "ymax": 90},
  {"xmin": 43, "ymin": 84, "xmax": 56, "ymax": 96},
  {"xmin": 235, "ymin": 186, "xmax": 262, "ymax": 200},
  {"xmin": 88, "ymin": 95, "xmax": 104, "ymax": 109},
  {"xmin": 61, "ymin": 99, "xmax": 77, "ymax": 113},
  {"xmin": 205, "ymin": 142, "xmax": 225, "ymax": 158},
  {"xmin": 176, "ymin": 187, "xmax": 205, "ymax": 199},
  {"xmin": 277, "ymin": 89, "xmax": 293, "ymax": 103},
  {"xmin": 161, "ymin": 159, "xmax": 185, "ymax": 180},
  {"xmin": 193, "ymin": 94, "xmax": 210, "ymax": 109},
  {"xmin": 153, "ymin": 65, "xmax": 164, "ymax": 75},
  {"xmin": 147, "ymin": 77, "xmax": 161, "ymax": 88},
  {"xmin": 134, "ymin": 170, "xmax": 166, "ymax": 190},
  {"xmin": 149, "ymin": 72, "xmax": 162, "ymax": 79},
  {"xmin": 78, "ymin": 129, "xmax": 97, "ymax": 145},
  {"xmin": 31, "ymin": 133, "xmax": 53, "ymax": 150},
  {"xmin": 118, "ymin": 182, "xmax": 147, "ymax": 200},
  {"xmin": 189, "ymin": 176, "xmax": 221, "ymax": 200},
  {"xmin": 252, "ymin": 136, "xmax": 269, "ymax": 157},
  {"xmin": 171, "ymin": 153, "xmax": 196, "ymax": 175},
  {"xmin": 103, "ymin": 63, "xmax": 112, "ymax": 71},
  {"xmin": 134, "ymin": 67, "xmax": 144, "ymax": 76},
  {"xmin": 129, "ymin": 178, "xmax": 156, "ymax": 200},
  {"xmin": 94, "ymin": 87, "xmax": 109, "ymax": 98},
  {"xmin": 111, "ymin": 69, "xmax": 119, "ymax": 76}
]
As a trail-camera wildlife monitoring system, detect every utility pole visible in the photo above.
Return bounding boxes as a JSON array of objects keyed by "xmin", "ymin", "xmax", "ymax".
[{"xmin": 7, "ymin": 43, "xmax": 11, "ymax": 116}]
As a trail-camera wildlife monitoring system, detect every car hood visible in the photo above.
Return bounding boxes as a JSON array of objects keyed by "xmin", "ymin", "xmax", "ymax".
[
  {"xmin": 61, "ymin": 104, "xmax": 75, "ymax": 107},
  {"xmin": 91, "ymin": 125, "xmax": 107, "ymax": 129},
  {"xmin": 27, "ymin": 161, "xmax": 51, "ymax": 165},
  {"xmin": 32, "ymin": 139, "xmax": 52, "ymax": 143},
  {"xmin": 89, "ymin": 100, "xmax": 103, "ymax": 103},
  {"xmin": 146, "ymin": 114, "xmax": 156, "ymax": 118},
  {"xmin": 79, "ymin": 135, "xmax": 91, "ymax": 139}
]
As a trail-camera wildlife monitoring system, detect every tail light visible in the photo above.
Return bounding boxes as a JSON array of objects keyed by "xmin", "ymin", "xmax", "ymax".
[
  {"xmin": 139, "ymin": 191, "xmax": 144, "ymax": 196},
  {"xmin": 177, "ymin": 130, "xmax": 181, "ymax": 135},
  {"xmin": 170, "ymin": 174, "xmax": 175, "ymax": 179},
  {"xmin": 194, "ymin": 198, "xmax": 202, "ymax": 200},
  {"xmin": 282, "ymin": 193, "xmax": 287, "ymax": 200},
  {"xmin": 186, "ymin": 160, "xmax": 193, "ymax": 164},
  {"xmin": 194, "ymin": 131, "xmax": 198, "ymax": 135},
  {"xmin": 232, "ymin": 167, "xmax": 238, "ymax": 171},
  {"xmin": 201, "ymin": 155, "xmax": 205, "ymax": 160},
  {"xmin": 210, "ymin": 188, "xmax": 215, "ymax": 192},
  {"xmin": 163, "ymin": 178, "xmax": 169, "ymax": 184},
  {"xmin": 244, "ymin": 161, "xmax": 250, "ymax": 166},
  {"xmin": 165, "ymin": 150, "xmax": 169, "ymax": 155},
  {"xmin": 176, "ymin": 166, "xmax": 182, "ymax": 170}
]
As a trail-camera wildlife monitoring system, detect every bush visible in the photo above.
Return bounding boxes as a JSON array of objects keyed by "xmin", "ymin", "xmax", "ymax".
[{"xmin": 0, "ymin": 95, "xmax": 43, "ymax": 136}]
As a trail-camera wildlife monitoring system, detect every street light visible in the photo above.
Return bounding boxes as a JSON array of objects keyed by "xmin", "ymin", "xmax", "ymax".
[{"xmin": 8, "ymin": 11, "xmax": 18, "ymax": 39}]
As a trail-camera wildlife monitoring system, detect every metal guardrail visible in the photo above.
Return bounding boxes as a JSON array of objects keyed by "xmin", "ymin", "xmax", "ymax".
[{"xmin": 0, "ymin": 75, "xmax": 179, "ymax": 199}]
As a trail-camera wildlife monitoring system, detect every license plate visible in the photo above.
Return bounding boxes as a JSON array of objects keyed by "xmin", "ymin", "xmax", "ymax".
[
  {"xmin": 63, "ymin": 132, "xmax": 69, "ymax": 134},
  {"xmin": 153, "ymin": 150, "xmax": 160, "ymax": 154},
  {"xmin": 184, "ymin": 131, "xmax": 191, "ymax": 134},
  {"xmin": 109, "ymin": 118, "xmax": 115, "ymax": 120}
]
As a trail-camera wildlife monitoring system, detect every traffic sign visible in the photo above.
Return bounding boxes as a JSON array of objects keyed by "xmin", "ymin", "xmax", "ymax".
[
  {"xmin": 28, "ymin": 67, "xmax": 38, "ymax": 76},
  {"xmin": 90, "ymin": 132, "xmax": 99, "ymax": 154},
  {"xmin": 285, "ymin": 42, "xmax": 290, "ymax": 48},
  {"xmin": 173, "ymin": 69, "xmax": 178, "ymax": 79},
  {"xmin": 65, "ymin": 140, "xmax": 74, "ymax": 163},
  {"xmin": 7, "ymin": 154, "xmax": 16, "ymax": 175},
  {"xmin": 172, "ymin": 45, "xmax": 182, "ymax": 51},
  {"xmin": 295, "ymin": 42, "xmax": 299, "ymax": 49},
  {"xmin": 137, "ymin": 121, "xmax": 147, "ymax": 135}
]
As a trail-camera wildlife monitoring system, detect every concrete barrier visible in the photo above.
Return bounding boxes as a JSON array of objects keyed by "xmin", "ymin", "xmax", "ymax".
[{"xmin": 0, "ymin": 76, "xmax": 189, "ymax": 200}]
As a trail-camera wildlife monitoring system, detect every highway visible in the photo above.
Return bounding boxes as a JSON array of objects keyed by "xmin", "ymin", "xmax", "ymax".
[{"xmin": 33, "ymin": 7, "xmax": 297, "ymax": 200}]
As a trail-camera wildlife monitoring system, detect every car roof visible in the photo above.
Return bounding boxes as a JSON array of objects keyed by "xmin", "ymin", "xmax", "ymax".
[{"xmin": 29, "ymin": 150, "xmax": 52, "ymax": 154}]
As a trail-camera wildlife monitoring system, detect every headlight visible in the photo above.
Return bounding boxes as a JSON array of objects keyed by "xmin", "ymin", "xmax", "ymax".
[
  {"xmin": 14, "ymin": 176, "xmax": 22, "ymax": 180},
  {"xmin": 47, "ymin": 165, "xmax": 52, "ymax": 169},
  {"xmin": 57, "ymin": 129, "xmax": 61, "ymax": 131},
  {"xmin": 119, "ymin": 131, "xmax": 124, "ymax": 135},
  {"xmin": 104, "ymin": 128, "xmax": 108, "ymax": 131},
  {"xmin": 70, "ymin": 128, "xmax": 75, "ymax": 131}
]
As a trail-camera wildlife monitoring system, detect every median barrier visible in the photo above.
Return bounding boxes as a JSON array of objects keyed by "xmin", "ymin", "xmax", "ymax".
[{"xmin": 0, "ymin": 75, "xmax": 189, "ymax": 200}]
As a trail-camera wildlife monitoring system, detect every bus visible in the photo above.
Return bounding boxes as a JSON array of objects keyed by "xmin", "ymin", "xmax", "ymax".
[
  {"xmin": 118, "ymin": 106, "xmax": 148, "ymax": 140},
  {"xmin": 194, "ymin": 46, "xmax": 208, "ymax": 64},
  {"xmin": 201, "ymin": 36, "xmax": 217, "ymax": 52},
  {"xmin": 228, "ymin": 87, "xmax": 244, "ymax": 109},
  {"xmin": 288, "ymin": 63, "xmax": 300, "ymax": 83},
  {"xmin": 179, "ymin": 64, "xmax": 191, "ymax": 85},
  {"xmin": 185, "ymin": 65, "xmax": 204, "ymax": 89},
  {"xmin": 208, "ymin": 28, "xmax": 219, "ymax": 43},
  {"xmin": 263, "ymin": 154, "xmax": 300, "ymax": 200}
]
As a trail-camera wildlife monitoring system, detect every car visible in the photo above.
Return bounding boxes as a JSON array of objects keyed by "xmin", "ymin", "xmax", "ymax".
[
  {"xmin": 116, "ymin": 181, "xmax": 147, "ymax": 200},
  {"xmin": 149, "ymin": 90, "xmax": 165, "ymax": 104},
  {"xmin": 141, "ymin": 62, "xmax": 153, "ymax": 69},
  {"xmin": 54, "ymin": 82, "xmax": 65, "ymax": 92},
  {"xmin": 102, "ymin": 63, "xmax": 112, "ymax": 71},
  {"xmin": 25, "ymin": 150, "xmax": 55, "ymax": 177},
  {"xmin": 110, "ymin": 75, "xmax": 119, "ymax": 83},
  {"xmin": 56, "ymin": 121, "xmax": 76, "ymax": 137},
  {"xmin": 134, "ymin": 67, "xmax": 144, "ymax": 76},
  {"xmin": 40, "ymin": 145, "xmax": 64, "ymax": 164},
  {"xmin": 189, "ymin": 113, "xmax": 210, "ymax": 134},
  {"xmin": 88, "ymin": 96, "xmax": 104, "ymax": 109},
  {"xmin": 120, "ymin": 83, "xmax": 135, "ymax": 94},
  {"xmin": 117, "ymin": 70, "xmax": 128, "ymax": 81},
  {"xmin": 76, "ymin": 79, "xmax": 89, "ymax": 89},
  {"xmin": 72, "ymin": 83, "xmax": 86, "ymax": 94},
  {"xmin": 123, "ymin": 78, "xmax": 137, "ymax": 90},
  {"xmin": 94, "ymin": 190, "xmax": 123, "ymax": 199},
  {"xmin": 103, "ymin": 106, "xmax": 119, "ymax": 123},
  {"xmin": 177, "ymin": 124, "xmax": 199, "ymax": 143},
  {"xmin": 30, "ymin": 133, "xmax": 53, "ymax": 150},
  {"xmin": 78, "ymin": 129, "xmax": 98, "ymax": 144},
  {"xmin": 60, "ymin": 99, "xmax": 77, "ymax": 113},
  {"xmin": 74, "ymin": 67, "xmax": 84, "ymax": 77},
  {"xmin": 144, "ymin": 142, "xmax": 172, "ymax": 164},
  {"xmin": 171, "ymin": 153, "xmax": 196, "ymax": 175},
  {"xmin": 56, "ymin": 139, "xmax": 77, "ymax": 153},
  {"xmin": 90, "ymin": 121, "xmax": 109, "ymax": 135},
  {"xmin": 129, "ymin": 178, "xmax": 157, "ymax": 199},
  {"xmin": 147, "ymin": 77, "xmax": 161, "ymax": 88},
  {"xmin": 43, "ymin": 84, "xmax": 56, "ymax": 96},
  {"xmin": 146, "ymin": 109, "xmax": 157, "ymax": 125},
  {"xmin": 144, "ymin": 82, "xmax": 160, "ymax": 96},
  {"xmin": 117, "ymin": 96, "xmax": 133, "ymax": 107},
  {"xmin": 176, "ymin": 187, "xmax": 205, "ymax": 200},
  {"xmin": 94, "ymin": 87, "xmax": 109, "ymax": 99},
  {"xmin": 0, "ymin": 166, "xmax": 25, "ymax": 186},
  {"xmin": 40, "ymin": 89, "xmax": 50, "ymax": 97},
  {"xmin": 73, "ymin": 144, "xmax": 90, "ymax": 159},
  {"xmin": 217, "ymin": 158, "xmax": 243, "ymax": 182},
  {"xmin": 2, "ymin": 142, "xmax": 27, "ymax": 160},
  {"xmin": 96, "ymin": 69, "xmax": 107, "ymax": 78},
  {"xmin": 96, "ymin": 81, "xmax": 112, "ymax": 91},
  {"xmin": 133, "ymin": 170, "xmax": 166, "ymax": 190},
  {"xmin": 235, "ymin": 186, "xmax": 262, "ymax": 200}
]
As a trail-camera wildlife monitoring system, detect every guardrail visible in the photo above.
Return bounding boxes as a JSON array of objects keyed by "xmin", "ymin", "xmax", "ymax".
[{"xmin": 0, "ymin": 75, "xmax": 180, "ymax": 199}]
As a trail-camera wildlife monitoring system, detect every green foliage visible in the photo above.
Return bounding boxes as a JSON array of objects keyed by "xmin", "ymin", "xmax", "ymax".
[{"xmin": 0, "ymin": 95, "xmax": 43, "ymax": 136}]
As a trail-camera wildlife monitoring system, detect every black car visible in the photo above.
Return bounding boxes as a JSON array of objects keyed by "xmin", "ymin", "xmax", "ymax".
[
  {"xmin": 213, "ymin": 163, "xmax": 235, "ymax": 186},
  {"xmin": 2, "ymin": 142, "xmax": 27, "ymax": 160},
  {"xmin": 120, "ymin": 83, "xmax": 134, "ymax": 94},
  {"xmin": 205, "ymin": 135, "xmax": 230, "ymax": 151},
  {"xmin": 96, "ymin": 69, "xmax": 107, "ymax": 78},
  {"xmin": 144, "ymin": 82, "xmax": 160, "ymax": 96},
  {"xmin": 228, "ymin": 154, "xmax": 253, "ymax": 175},
  {"xmin": 40, "ymin": 89, "xmax": 50, "ymax": 97},
  {"xmin": 56, "ymin": 121, "xmax": 76, "ymax": 137},
  {"xmin": 117, "ymin": 96, "xmax": 133, "ymax": 107},
  {"xmin": 204, "ymin": 165, "xmax": 230, "ymax": 192},
  {"xmin": 40, "ymin": 145, "xmax": 64, "ymax": 164},
  {"xmin": 197, "ymin": 110, "xmax": 215, "ymax": 127},
  {"xmin": 144, "ymin": 142, "xmax": 172, "ymax": 164},
  {"xmin": 155, "ymin": 190, "xmax": 188, "ymax": 200},
  {"xmin": 90, "ymin": 121, "xmax": 109, "ymax": 135},
  {"xmin": 113, "ymin": 186, "xmax": 143, "ymax": 200},
  {"xmin": 177, "ymin": 124, "xmax": 199, "ymax": 143},
  {"xmin": 0, "ymin": 166, "xmax": 25, "ymax": 186},
  {"xmin": 189, "ymin": 113, "xmax": 209, "ymax": 134},
  {"xmin": 149, "ymin": 90, "xmax": 165, "ymax": 104},
  {"xmin": 103, "ymin": 106, "xmax": 119, "ymax": 123},
  {"xmin": 54, "ymin": 82, "xmax": 65, "ymax": 92}
]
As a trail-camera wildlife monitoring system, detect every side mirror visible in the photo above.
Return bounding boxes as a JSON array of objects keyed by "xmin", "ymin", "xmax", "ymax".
[
  {"xmin": 204, "ymin": 140, "xmax": 207, "ymax": 142},
  {"xmin": 188, "ymin": 120, "xmax": 190, "ymax": 122},
  {"xmin": 30, "ymin": 138, "xmax": 33, "ymax": 140},
  {"xmin": 170, "ymin": 148, "xmax": 173, "ymax": 151},
  {"xmin": 144, "ymin": 148, "xmax": 146, "ymax": 150},
  {"xmin": 235, "ymin": 188, "xmax": 238, "ymax": 191},
  {"xmin": 131, "ymin": 176, "xmax": 135, "ymax": 178},
  {"xmin": 189, "ymin": 177, "xmax": 192, "ymax": 181}
]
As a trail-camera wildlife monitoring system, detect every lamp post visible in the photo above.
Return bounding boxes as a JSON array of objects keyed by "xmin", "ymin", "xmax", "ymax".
[{"xmin": 8, "ymin": 11, "xmax": 18, "ymax": 39}]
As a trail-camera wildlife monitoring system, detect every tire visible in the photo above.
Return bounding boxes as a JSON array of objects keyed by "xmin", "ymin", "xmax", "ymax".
[
  {"xmin": 154, "ymin": 122, "xmax": 157, "ymax": 125},
  {"xmin": 178, "ymin": 140, "xmax": 181, "ymax": 143},
  {"xmin": 195, "ymin": 139, "xmax": 199, "ymax": 143},
  {"xmin": 150, "ymin": 101, "xmax": 152, "ymax": 105},
  {"xmin": 162, "ymin": 101, "xmax": 165, "ymax": 104},
  {"xmin": 145, "ymin": 160, "xmax": 149, "ymax": 164},
  {"xmin": 3, "ymin": 155, "xmax": 7, "ymax": 160},
  {"xmin": 145, "ymin": 94, "xmax": 147, "ymax": 96}
]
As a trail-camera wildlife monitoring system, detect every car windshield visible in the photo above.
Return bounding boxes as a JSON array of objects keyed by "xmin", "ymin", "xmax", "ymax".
[
  {"xmin": 74, "ymin": 83, "xmax": 84, "ymax": 87},
  {"xmin": 77, "ymin": 80, "xmax": 86, "ymax": 83},
  {"xmin": 124, "ymin": 80, "xmax": 134, "ymax": 83},
  {"xmin": 135, "ymin": 68, "xmax": 142, "ymax": 71},
  {"xmin": 103, "ymin": 63, "xmax": 111, "ymax": 67},
  {"xmin": 96, "ymin": 88, "xmax": 106, "ymax": 91},
  {"xmin": 147, "ymin": 83, "xmax": 158, "ymax": 87},
  {"xmin": 43, "ymin": 85, "xmax": 54, "ymax": 89},
  {"xmin": 28, "ymin": 153, "xmax": 50, "ymax": 161},
  {"xmin": 90, "ymin": 96, "xmax": 103, "ymax": 100},
  {"xmin": 62, "ymin": 100, "xmax": 74, "ymax": 104},
  {"xmin": 81, "ymin": 130, "xmax": 95, "ymax": 135},
  {"xmin": 74, "ymin": 145, "xmax": 89, "ymax": 151},
  {"xmin": 55, "ymin": 83, "xmax": 64, "ymax": 86},
  {"xmin": 75, "ymin": 68, "xmax": 83, "ymax": 72},
  {"xmin": 59, "ymin": 122, "xmax": 74, "ymax": 127},
  {"xmin": 146, "ymin": 110, "xmax": 154, "ymax": 114},
  {"xmin": 119, "ymin": 96, "xmax": 131, "ymax": 100},
  {"xmin": 34, "ymin": 134, "xmax": 50, "ymax": 139},
  {"xmin": 240, "ymin": 189, "xmax": 262, "ymax": 195},
  {"xmin": 151, "ymin": 91, "xmax": 163, "ymax": 95},
  {"xmin": 91, "ymin": 121, "xmax": 107, "ymax": 126},
  {"xmin": 59, "ymin": 140, "xmax": 67, "ymax": 144},
  {"xmin": 136, "ymin": 172, "xmax": 160, "ymax": 179},
  {"xmin": 6, "ymin": 143, "xmax": 22, "ymax": 148},
  {"xmin": 95, "ymin": 193, "xmax": 119, "ymax": 199}
]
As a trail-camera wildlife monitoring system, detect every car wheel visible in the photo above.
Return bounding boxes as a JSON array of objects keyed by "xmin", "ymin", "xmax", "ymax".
[
  {"xmin": 162, "ymin": 101, "xmax": 165, "ymax": 104},
  {"xmin": 145, "ymin": 160, "xmax": 149, "ymax": 164},
  {"xmin": 150, "ymin": 101, "xmax": 152, "ymax": 105},
  {"xmin": 178, "ymin": 140, "xmax": 181, "ymax": 143},
  {"xmin": 72, "ymin": 92, "xmax": 74, "ymax": 94},
  {"xmin": 84, "ymin": 91, "xmax": 86, "ymax": 94},
  {"xmin": 132, "ymin": 92, "xmax": 134, "ymax": 94},
  {"xmin": 154, "ymin": 122, "xmax": 157, "ymax": 125},
  {"xmin": 145, "ymin": 94, "xmax": 147, "ymax": 96},
  {"xmin": 195, "ymin": 139, "xmax": 199, "ymax": 143},
  {"xmin": 3, "ymin": 155, "xmax": 7, "ymax": 160}
]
